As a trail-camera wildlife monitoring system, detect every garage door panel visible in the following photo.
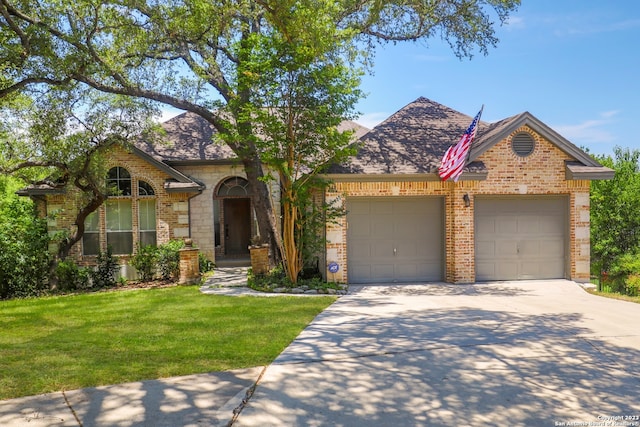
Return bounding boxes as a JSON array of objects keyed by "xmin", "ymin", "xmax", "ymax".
[
  {"xmin": 371, "ymin": 200, "xmax": 393, "ymax": 214},
  {"xmin": 476, "ymin": 217, "xmax": 496, "ymax": 234},
  {"xmin": 372, "ymin": 264, "xmax": 395, "ymax": 280},
  {"xmin": 372, "ymin": 219, "xmax": 394, "ymax": 238},
  {"xmin": 476, "ymin": 197, "xmax": 566, "ymax": 281},
  {"xmin": 540, "ymin": 217, "xmax": 564, "ymax": 234},
  {"xmin": 476, "ymin": 241, "xmax": 496, "ymax": 257},
  {"xmin": 349, "ymin": 216, "xmax": 371, "ymax": 238},
  {"xmin": 350, "ymin": 242, "xmax": 372, "ymax": 258},
  {"xmin": 495, "ymin": 241, "xmax": 518, "ymax": 257},
  {"xmin": 497, "ymin": 217, "xmax": 518, "ymax": 234},
  {"xmin": 519, "ymin": 240, "xmax": 539, "ymax": 257},
  {"xmin": 519, "ymin": 216, "xmax": 542, "ymax": 233},
  {"xmin": 348, "ymin": 198, "xmax": 443, "ymax": 284},
  {"xmin": 476, "ymin": 263, "xmax": 496, "ymax": 279},
  {"xmin": 494, "ymin": 262, "xmax": 517, "ymax": 280},
  {"xmin": 372, "ymin": 241, "xmax": 394, "ymax": 258}
]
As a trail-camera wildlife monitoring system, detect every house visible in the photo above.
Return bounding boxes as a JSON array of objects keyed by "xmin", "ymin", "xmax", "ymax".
[
  {"xmin": 22, "ymin": 97, "xmax": 613, "ymax": 283},
  {"xmin": 323, "ymin": 97, "xmax": 613, "ymax": 283}
]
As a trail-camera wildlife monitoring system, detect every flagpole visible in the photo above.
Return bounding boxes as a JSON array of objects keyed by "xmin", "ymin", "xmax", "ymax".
[{"xmin": 462, "ymin": 105, "xmax": 484, "ymax": 167}]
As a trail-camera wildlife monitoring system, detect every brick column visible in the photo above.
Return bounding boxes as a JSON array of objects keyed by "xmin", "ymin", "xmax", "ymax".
[
  {"xmin": 447, "ymin": 186, "xmax": 475, "ymax": 283},
  {"xmin": 179, "ymin": 239, "xmax": 200, "ymax": 284},
  {"xmin": 249, "ymin": 245, "xmax": 270, "ymax": 275}
]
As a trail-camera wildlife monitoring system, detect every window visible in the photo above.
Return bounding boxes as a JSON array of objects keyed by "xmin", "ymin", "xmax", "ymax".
[
  {"xmin": 138, "ymin": 180, "xmax": 156, "ymax": 247},
  {"xmin": 83, "ymin": 211, "xmax": 100, "ymax": 255},
  {"xmin": 107, "ymin": 166, "xmax": 132, "ymax": 196},
  {"xmin": 106, "ymin": 199, "xmax": 133, "ymax": 254},
  {"xmin": 83, "ymin": 168, "xmax": 157, "ymax": 256}
]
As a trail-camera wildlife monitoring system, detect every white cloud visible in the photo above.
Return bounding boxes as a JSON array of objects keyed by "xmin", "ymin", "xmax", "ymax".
[
  {"xmin": 355, "ymin": 112, "xmax": 388, "ymax": 129},
  {"xmin": 553, "ymin": 111, "xmax": 619, "ymax": 145},
  {"xmin": 505, "ymin": 16, "xmax": 525, "ymax": 30}
]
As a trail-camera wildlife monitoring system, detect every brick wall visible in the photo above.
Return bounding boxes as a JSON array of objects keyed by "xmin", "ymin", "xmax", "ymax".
[{"xmin": 325, "ymin": 125, "xmax": 591, "ymax": 284}]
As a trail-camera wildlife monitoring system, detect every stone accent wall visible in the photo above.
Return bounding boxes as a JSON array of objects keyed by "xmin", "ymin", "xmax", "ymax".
[
  {"xmin": 174, "ymin": 164, "xmax": 281, "ymax": 263},
  {"xmin": 326, "ymin": 125, "xmax": 592, "ymax": 284},
  {"xmin": 176, "ymin": 164, "xmax": 245, "ymax": 261}
]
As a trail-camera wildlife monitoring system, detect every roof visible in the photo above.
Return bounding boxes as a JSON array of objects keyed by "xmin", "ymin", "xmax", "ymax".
[
  {"xmin": 136, "ymin": 112, "xmax": 237, "ymax": 163},
  {"xmin": 136, "ymin": 112, "xmax": 370, "ymax": 164},
  {"xmin": 326, "ymin": 97, "xmax": 488, "ymax": 175},
  {"xmin": 327, "ymin": 97, "xmax": 613, "ymax": 180}
]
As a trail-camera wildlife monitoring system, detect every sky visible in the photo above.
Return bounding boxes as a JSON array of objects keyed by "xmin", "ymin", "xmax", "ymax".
[
  {"xmin": 354, "ymin": 0, "xmax": 640, "ymax": 157},
  {"xmin": 157, "ymin": 1, "xmax": 640, "ymax": 157}
]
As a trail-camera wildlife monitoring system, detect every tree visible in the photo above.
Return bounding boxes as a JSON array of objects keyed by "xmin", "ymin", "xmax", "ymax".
[
  {"xmin": 247, "ymin": 18, "xmax": 363, "ymax": 282},
  {"xmin": 0, "ymin": 86, "xmax": 155, "ymax": 287},
  {"xmin": 1, "ymin": 0, "xmax": 520, "ymax": 265},
  {"xmin": 590, "ymin": 147, "xmax": 640, "ymax": 276}
]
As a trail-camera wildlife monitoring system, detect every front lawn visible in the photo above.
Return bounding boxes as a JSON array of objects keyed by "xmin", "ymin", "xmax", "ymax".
[{"xmin": 0, "ymin": 286, "xmax": 336, "ymax": 400}]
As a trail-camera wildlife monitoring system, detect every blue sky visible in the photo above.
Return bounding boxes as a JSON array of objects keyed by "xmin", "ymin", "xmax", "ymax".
[{"xmin": 355, "ymin": 0, "xmax": 640, "ymax": 156}]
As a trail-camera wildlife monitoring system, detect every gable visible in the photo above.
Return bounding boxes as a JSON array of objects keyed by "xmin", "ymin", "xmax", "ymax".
[{"xmin": 328, "ymin": 97, "xmax": 613, "ymax": 181}]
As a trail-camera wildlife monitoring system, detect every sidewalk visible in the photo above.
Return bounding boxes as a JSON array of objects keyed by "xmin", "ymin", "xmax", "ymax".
[{"xmin": 0, "ymin": 368, "xmax": 264, "ymax": 427}]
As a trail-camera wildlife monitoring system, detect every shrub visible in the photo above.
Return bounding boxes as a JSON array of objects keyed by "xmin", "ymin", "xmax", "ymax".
[
  {"xmin": 130, "ymin": 244, "xmax": 158, "ymax": 282},
  {"xmin": 91, "ymin": 246, "xmax": 119, "ymax": 289},
  {"xmin": 157, "ymin": 240, "xmax": 184, "ymax": 280},
  {"xmin": 199, "ymin": 252, "xmax": 215, "ymax": 273},
  {"xmin": 55, "ymin": 260, "xmax": 90, "ymax": 291},
  {"xmin": 0, "ymin": 196, "xmax": 50, "ymax": 299},
  {"xmin": 607, "ymin": 252, "xmax": 640, "ymax": 296}
]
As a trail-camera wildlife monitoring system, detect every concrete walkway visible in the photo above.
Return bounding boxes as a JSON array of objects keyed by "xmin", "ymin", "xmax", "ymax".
[{"xmin": 2, "ymin": 279, "xmax": 640, "ymax": 426}]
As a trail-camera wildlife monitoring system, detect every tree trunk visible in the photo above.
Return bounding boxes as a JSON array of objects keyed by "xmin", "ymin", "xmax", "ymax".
[{"xmin": 242, "ymin": 155, "xmax": 283, "ymax": 266}]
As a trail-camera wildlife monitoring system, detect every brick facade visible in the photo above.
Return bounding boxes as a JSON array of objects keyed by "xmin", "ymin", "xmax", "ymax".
[
  {"xmin": 42, "ymin": 146, "xmax": 195, "ymax": 268},
  {"xmin": 325, "ymin": 126, "xmax": 591, "ymax": 284}
]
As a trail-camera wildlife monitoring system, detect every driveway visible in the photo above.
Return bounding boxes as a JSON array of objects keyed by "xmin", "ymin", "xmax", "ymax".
[{"xmin": 234, "ymin": 280, "xmax": 640, "ymax": 426}]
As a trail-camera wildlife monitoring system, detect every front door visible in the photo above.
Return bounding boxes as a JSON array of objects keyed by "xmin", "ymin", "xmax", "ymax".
[{"xmin": 224, "ymin": 198, "xmax": 251, "ymax": 255}]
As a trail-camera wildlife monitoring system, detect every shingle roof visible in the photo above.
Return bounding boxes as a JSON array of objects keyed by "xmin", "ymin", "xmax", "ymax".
[
  {"xmin": 136, "ymin": 112, "xmax": 236, "ymax": 163},
  {"xmin": 328, "ymin": 97, "xmax": 612, "ymax": 179},
  {"xmin": 136, "ymin": 112, "xmax": 370, "ymax": 163},
  {"xmin": 327, "ymin": 97, "xmax": 489, "ymax": 174}
]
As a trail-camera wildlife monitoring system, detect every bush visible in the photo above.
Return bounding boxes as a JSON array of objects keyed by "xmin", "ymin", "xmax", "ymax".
[
  {"xmin": 607, "ymin": 252, "xmax": 640, "ymax": 296},
  {"xmin": 199, "ymin": 252, "xmax": 215, "ymax": 273},
  {"xmin": 157, "ymin": 240, "xmax": 184, "ymax": 280},
  {"xmin": 247, "ymin": 264, "xmax": 341, "ymax": 293},
  {"xmin": 91, "ymin": 247, "xmax": 119, "ymax": 289},
  {"xmin": 0, "ymin": 196, "xmax": 51, "ymax": 299},
  {"xmin": 55, "ymin": 260, "xmax": 90, "ymax": 291},
  {"xmin": 130, "ymin": 244, "xmax": 158, "ymax": 282}
]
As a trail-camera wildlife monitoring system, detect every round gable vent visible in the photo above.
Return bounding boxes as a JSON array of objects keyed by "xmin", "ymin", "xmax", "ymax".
[{"xmin": 511, "ymin": 132, "xmax": 535, "ymax": 157}]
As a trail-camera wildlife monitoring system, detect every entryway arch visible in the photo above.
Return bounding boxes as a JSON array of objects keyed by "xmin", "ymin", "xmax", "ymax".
[{"xmin": 214, "ymin": 177, "xmax": 252, "ymax": 258}]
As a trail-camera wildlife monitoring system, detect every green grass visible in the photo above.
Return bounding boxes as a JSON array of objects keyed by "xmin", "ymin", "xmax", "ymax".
[
  {"xmin": 587, "ymin": 289, "xmax": 640, "ymax": 304},
  {"xmin": 0, "ymin": 286, "xmax": 336, "ymax": 400}
]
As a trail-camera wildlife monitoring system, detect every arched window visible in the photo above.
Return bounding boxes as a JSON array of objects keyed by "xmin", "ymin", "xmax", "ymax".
[
  {"xmin": 83, "ymin": 168, "xmax": 158, "ymax": 256},
  {"xmin": 218, "ymin": 177, "xmax": 250, "ymax": 196},
  {"xmin": 107, "ymin": 166, "xmax": 132, "ymax": 196}
]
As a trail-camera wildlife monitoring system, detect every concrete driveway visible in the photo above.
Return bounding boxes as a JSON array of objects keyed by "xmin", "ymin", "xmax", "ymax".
[{"xmin": 235, "ymin": 280, "xmax": 640, "ymax": 426}]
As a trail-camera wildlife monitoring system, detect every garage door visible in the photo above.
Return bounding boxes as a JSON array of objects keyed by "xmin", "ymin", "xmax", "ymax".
[
  {"xmin": 347, "ymin": 198, "xmax": 443, "ymax": 283},
  {"xmin": 475, "ymin": 197, "xmax": 567, "ymax": 281}
]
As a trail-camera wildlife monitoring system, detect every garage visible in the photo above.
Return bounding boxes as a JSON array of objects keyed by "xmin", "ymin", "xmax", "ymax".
[
  {"xmin": 346, "ymin": 197, "xmax": 443, "ymax": 283},
  {"xmin": 475, "ymin": 196, "xmax": 568, "ymax": 281}
]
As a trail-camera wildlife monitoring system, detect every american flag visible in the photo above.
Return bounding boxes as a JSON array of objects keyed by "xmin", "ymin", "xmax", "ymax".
[{"xmin": 438, "ymin": 107, "xmax": 483, "ymax": 182}]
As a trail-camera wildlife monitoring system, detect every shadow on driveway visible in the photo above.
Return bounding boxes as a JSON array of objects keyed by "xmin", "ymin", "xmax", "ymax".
[{"xmin": 235, "ymin": 281, "xmax": 640, "ymax": 427}]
